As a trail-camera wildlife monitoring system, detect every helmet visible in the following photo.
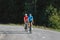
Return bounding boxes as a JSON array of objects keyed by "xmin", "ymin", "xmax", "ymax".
[
  {"xmin": 29, "ymin": 14, "xmax": 32, "ymax": 16},
  {"xmin": 25, "ymin": 14, "xmax": 27, "ymax": 16}
]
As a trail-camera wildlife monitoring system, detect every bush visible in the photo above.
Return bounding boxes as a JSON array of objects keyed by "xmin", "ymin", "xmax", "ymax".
[
  {"xmin": 48, "ymin": 6, "xmax": 60, "ymax": 29},
  {"xmin": 45, "ymin": 5, "xmax": 60, "ymax": 29},
  {"xmin": 49, "ymin": 14, "xmax": 60, "ymax": 29}
]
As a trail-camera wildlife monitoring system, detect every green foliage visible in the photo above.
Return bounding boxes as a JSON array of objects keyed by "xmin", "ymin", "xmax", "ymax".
[
  {"xmin": 46, "ymin": 5, "xmax": 60, "ymax": 29},
  {"xmin": 49, "ymin": 14, "xmax": 60, "ymax": 29}
]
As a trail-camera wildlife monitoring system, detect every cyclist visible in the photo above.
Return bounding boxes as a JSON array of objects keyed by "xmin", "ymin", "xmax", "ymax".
[
  {"xmin": 28, "ymin": 14, "xmax": 34, "ymax": 33},
  {"xmin": 24, "ymin": 14, "xmax": 28, "ymax": 31}
]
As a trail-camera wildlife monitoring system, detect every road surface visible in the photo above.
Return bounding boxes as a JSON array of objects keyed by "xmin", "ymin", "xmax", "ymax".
[{"xmin": 0, "ymin": 25, "xmax": 60, "ymax": 40}]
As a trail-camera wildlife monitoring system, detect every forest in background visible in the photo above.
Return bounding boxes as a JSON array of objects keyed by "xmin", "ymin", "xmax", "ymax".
[{"xmin": 0, "ymin": 0, "xmax": 60, "ymax": 29}]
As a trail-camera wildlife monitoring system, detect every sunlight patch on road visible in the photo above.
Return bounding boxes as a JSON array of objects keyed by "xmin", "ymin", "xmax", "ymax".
[
  {"xmin": 42, "ymin": 36, "xmax": 46, "ymax": 39},
  {"xmin": 0, "ymin": 34, "xmax": 6, "ymax": 40}
]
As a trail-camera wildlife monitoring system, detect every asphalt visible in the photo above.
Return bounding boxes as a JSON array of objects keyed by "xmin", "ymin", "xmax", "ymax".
[{"xmin": 0, "ymin": 25, "xmax": 60, "ymax": 40}]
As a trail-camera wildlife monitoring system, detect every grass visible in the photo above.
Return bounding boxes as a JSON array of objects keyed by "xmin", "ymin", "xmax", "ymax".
[
  {"xmin": 0, "ymin": 24, "xmax": 60, "ymax": 32},
  {"xmin": 33, "ymin": 25, "xmax": 60, "ymax": 32},
  {"xmin": 0, "ymin": 23, "xmax": 22, "ymax": 26}
]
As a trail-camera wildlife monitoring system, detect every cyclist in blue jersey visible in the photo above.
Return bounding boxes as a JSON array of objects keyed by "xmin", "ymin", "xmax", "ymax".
[{"xmin": 28, "ymin": 14, "xmax": 34, "ymax": 33}]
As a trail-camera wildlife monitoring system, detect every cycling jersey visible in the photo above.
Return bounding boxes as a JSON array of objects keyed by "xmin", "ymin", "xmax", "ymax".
[
  {"xmin": 28, "ymin": 15, "xmax": 33, "ymax": 22},
  {"xmin": 24, "ymin": 16, "xmax": 28, "ymax": 22}
]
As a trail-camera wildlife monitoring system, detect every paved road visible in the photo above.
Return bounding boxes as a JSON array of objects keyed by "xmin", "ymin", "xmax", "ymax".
[{"xmin": 0, "ymin": 25, "xmax": 60, "ymax": 40}]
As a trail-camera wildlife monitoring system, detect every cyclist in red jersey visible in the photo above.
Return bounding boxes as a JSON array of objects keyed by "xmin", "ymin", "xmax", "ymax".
[{"xmin": 24, "ymin": 14, "xmax": 28, "ymax": 31}]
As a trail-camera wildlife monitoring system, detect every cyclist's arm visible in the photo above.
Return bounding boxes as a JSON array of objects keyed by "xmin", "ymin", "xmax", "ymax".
[
  {"xmin": 24, "ymin": 17, "xmax": 26, "ymax": 23},
  {"xmin": 28, "ymin": 17, "xmax": 29, "ymax": 22},
  {"xmin": 32, "ymin": 17, "xmax": 34, "ymax": 24}
]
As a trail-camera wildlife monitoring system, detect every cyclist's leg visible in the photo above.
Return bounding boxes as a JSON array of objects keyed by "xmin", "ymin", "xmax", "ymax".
[
  {"xmin": 29, "ymin": 21, "xmax": 32, "ymax": 33},
  {"xmin": 25, "ymin": 23, "xmax": 27, "ymax": 31}
]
